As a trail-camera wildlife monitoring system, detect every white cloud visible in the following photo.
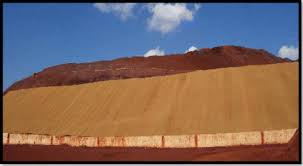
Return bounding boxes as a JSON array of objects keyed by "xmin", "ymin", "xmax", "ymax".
[
  {"xmin": 185, "ymin": 46, "xmax": 198, "ymax": 53},
  {"xmin": 93, "ymin": 3, "xmax": 136, "ymax": 21},
  {"xmin": 93, "ymin": 3, "xmax": 201, "ymax": 33},
  {"xmin": 147, "ymin": 3, "xmax": 199, "ymax": 34},
  {"xmin": 144, "ymin": 47, "xmax": 165, "ymax": 57},
  {"xmin": 278, "ymin": 45, "xmax": 298, "ymax": 60},
  {"xmin": 194, "ymin": 3, "xmax": 201, "ymax": 11}
]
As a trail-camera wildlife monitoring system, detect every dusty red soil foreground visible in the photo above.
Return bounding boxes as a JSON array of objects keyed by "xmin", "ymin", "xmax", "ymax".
[
  {"xmin": 3, "ymin": 131, "xmax": 299, "ymax": 162},
  {"xmin": 4, "ymin": 45, "xmax": 291, "ymax": 95}
]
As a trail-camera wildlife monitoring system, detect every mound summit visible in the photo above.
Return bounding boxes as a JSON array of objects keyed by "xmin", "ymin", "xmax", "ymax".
[{"xmin": 4, "ymin": 45, "xmax": 292, "ymax": 94}]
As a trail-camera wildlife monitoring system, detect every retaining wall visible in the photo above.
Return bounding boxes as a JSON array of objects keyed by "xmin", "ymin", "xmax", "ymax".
[
  {"xmin": 9, "ymin": 133, "xmax": 52, "ymax": 145},
  {"xmin": 197, "ymin": 131, "xmax": 262, "ymax": 147},
  {"xmin": 3, "ymin": 128, "xmax": 297, "ymax": 148},
  {"xmin": 123, "ymin": 136, "xmax": 162, "ymax": 148},
  {"xmin": 3, "ymin": 133, "xmax": 8, "ymax": 144},
  {"xmin": 52, "ymin": 135, "xmax": 98, "ymax": 147},
  {"xmin": 164, "ymin": 135, "xmax": 196, "ymax": 148},
  {"xmin": 263, "ymin": 128, "xmax": 297, "ymax": 144}
]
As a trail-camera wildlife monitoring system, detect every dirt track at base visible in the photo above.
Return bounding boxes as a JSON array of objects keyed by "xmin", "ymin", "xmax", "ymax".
[
  {"xmin": 3, "ymin": 141, "xmax": 298, "ymax": 162},
  {"xmin": 4, "ymin": 63, "xmax": 298, "ymax": 137}
]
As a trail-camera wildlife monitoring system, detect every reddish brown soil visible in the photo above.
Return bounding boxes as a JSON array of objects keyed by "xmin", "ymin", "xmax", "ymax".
[
  {"xmin": 4, "ymin": 45, "xmax": 291, "ymax": 95},
  {"xmin": 3, "ymin": 131, "xmax": 299, "ymax": 162}
]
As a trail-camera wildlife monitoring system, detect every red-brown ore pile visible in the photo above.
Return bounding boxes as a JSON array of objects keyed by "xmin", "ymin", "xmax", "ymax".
[{"xmin": 4, "ymin": 45, "xmax": 291, "ymax": 95}]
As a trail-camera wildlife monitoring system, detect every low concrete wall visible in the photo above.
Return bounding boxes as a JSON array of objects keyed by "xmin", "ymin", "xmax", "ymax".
[
  {"xmin": 97, "ymin": 136, "xmax": 162, "ymax": 147},
  {"xmin": 197, "ymin": 131, "xmax": 261, "ymax": 148},
  {"xmin": 52, "ymin": 136, "xmax": 64, "ymax": 145},
  {"xmin": 9, "ymin": 134, "xmax": 52, "ymax": 145},
  {"xmin": 263, "ymin": 128, "xmax": 297, "ymax": 144},
  {"xmin": 9, "ymin": 134, "xmax": 24, "ymax": 144},
  {"xmin": 124, "ymin": 135, "xmax": 162, "ymax": 148},
  {"xmin": 164, "ymin": 135, "xmax": 196, "ymax": 148},
  {"xmin": 3, "ymin": 128, "xmax": 297, "ymax": 148},
  {"xmin": 52, "ymin": 135, "xmax": 98, "ymax": 147},
  {"xmin": 3, "ymin": 133, "xmax": 8, "ymax": 144},
  {"xmin": 79, "ymin": 136, "xmax": 98, "ymax": 147},
  {"xmin": 101, "ymin": 136, "xmax": 125, "ymax": 147}
]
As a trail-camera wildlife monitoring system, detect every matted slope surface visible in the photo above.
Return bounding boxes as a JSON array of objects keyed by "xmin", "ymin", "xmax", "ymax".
[{"xmin": 4, "ymin": 62, "xmax": 298, "ymax": 137}]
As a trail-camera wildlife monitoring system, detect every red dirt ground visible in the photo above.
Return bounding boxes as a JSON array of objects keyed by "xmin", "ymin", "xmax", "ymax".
[
  {"xmin": 3, "ymin": 131, "xmax": 299, "ymax": 162},
  {"xmin": 4, "ymin": 45, "xmax": 291, "ymax": 95}
]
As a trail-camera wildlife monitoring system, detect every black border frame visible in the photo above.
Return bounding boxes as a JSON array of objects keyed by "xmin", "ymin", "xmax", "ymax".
[{"xmin": 1, "ymin": 0, "xmax": 301, "ymax": 164}]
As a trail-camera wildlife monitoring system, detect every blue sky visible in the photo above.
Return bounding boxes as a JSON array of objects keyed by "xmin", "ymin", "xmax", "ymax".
[{"xmin": 3, "ymin": 3, "xmax": 299, "ymax": 91}]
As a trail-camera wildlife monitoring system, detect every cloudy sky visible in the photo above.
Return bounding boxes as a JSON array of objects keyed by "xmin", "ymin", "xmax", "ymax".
[{"xmin": 3, "ymin": 3, "xmax": 299, "ymax": 91}]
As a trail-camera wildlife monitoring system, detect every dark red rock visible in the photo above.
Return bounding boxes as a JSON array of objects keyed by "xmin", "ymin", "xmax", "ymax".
[{"xmin": 4, "ymin": 45, "xmax": 291, "ymax": 95}]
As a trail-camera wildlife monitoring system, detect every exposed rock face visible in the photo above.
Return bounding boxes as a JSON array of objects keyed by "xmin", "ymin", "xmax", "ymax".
[{"xmin": 4, "ymin": 45, "xmax": 291, "ymax": 94}]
